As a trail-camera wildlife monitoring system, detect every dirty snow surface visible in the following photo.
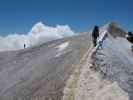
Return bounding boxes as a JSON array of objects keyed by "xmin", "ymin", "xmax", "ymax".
[
  {"xmin": 75, "ymin": 34, "xmax": 131, "ymax": 100},
  {"xmin": 0, "ymin": 33, "xmax": 91, "ymax": 100},
  {"xmin": 75, "ymin": 23, "xmax": 133, "ymax": 100},
  {"xmin": 94, "ymin": 36, "xmax": 133, "ymax": 100}
]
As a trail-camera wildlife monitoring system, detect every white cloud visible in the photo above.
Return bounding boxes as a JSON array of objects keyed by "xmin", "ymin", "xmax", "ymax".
[{"xmin": 0, "ymin": 22, "xmax": 75, "ymax": 51}]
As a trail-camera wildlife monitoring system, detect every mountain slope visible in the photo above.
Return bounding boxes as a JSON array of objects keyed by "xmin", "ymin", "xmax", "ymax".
[
  {"xmin": 75, "ymin": 23, "xmax": 133, "ymax": 100},
  {"xmin": 0, "ymin": 33, "xmax": 92, "ymax": 100},
  {"xmin": 0, "ymin": 22, "xmax": 133, "ymax": 100},
  {"xmin": 93, "ymin": 34, "xmax": 133, "ymax": 99}
]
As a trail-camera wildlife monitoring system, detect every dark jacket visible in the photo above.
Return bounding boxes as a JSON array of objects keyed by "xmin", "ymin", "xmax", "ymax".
[{"xmin": 92, "ymin": 26, "xmax": 99, "ymax": 39}]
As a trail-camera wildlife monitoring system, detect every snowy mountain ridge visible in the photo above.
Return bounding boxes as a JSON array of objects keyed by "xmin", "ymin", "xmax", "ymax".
[
  {"xmin": 0, "ymin": 22, "xmax": 133, "ymax": 100},
  {"xmin": 63, "ymin": 23, "xmax": 133, "ymax": 100}
]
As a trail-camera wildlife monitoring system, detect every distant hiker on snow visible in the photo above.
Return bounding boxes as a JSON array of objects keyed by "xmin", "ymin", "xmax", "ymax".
[
  {"xmin": 24, "ymin": 44, "xmax": 26, "ymax": 49},
  {"xmin": 92, "ymin": 25, "xmax": 99, "ymax": 47}
]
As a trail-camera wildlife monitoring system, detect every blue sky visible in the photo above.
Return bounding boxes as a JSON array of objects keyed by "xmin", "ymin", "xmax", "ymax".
[{"xmin": 0, "ymin": 0, "xmax": 132, "ymax": 35}]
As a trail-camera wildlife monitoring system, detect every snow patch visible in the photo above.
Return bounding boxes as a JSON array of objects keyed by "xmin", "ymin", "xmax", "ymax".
[
  {"xmin": 56, "ymin": 42, "xmax": 69, "ymax": 52},
  {"xmin": 55, "ymin": 42, "xmax": 70, "ymax": 57}
]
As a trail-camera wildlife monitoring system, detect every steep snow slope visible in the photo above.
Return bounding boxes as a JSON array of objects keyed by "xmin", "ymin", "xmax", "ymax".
[
  {"xmin": 0, "ymin": 33, "xmax": 92, "ymax": 100},
  {"xmin": 94, "ymin": 36, "xmax": 133, "ymax": 100},
  {"xmin": 75, "ymin": 23, "xmax": 133, "ymax": 100},
  {"xmin": 95, "ymin": 23, "xmax": 133, "ymax": 100}
]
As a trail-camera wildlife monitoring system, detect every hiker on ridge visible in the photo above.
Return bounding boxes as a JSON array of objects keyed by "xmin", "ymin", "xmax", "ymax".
[{"xmin": 92, "ymin": 25, "xmax": 99, "ymax": 47}]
